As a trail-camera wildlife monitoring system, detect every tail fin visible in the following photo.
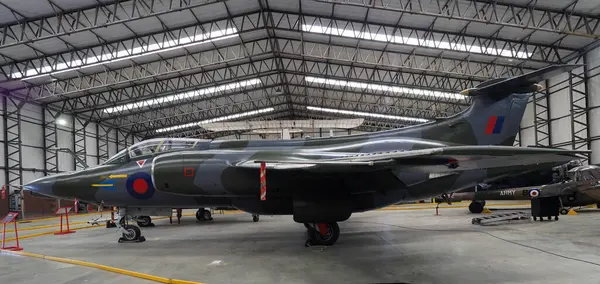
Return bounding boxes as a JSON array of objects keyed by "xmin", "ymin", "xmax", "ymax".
[{"xmin": 407, "ymin": 64, "xmax": 581, "ymax": 146}]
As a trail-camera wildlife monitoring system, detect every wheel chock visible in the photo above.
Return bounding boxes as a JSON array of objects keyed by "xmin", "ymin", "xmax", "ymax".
[
  {"xmin": 567, "ymin": 209, "xmax": 578, "ymax": 215},
  {"xmin": 482, "ymin": 208, "xmax": 493, "ymax": 214},
  {"xmin": 118, "ymin": 236, "xmax": 146, "ymax": 243}
]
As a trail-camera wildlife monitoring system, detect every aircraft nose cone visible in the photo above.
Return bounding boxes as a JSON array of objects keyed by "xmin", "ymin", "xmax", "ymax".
[{"xmin": 24, "ymin": 176, "xmax": 57, "ymax": 198}]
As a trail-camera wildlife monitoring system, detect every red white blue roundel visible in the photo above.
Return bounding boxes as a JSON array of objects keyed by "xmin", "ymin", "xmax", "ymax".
[
  {"xmin": 126, "ymin": 172, "xmax": 155, "ymax": 200},
  {"xmin": 529, "ymin": 188, "xmax": 540, "ymax": 198}
]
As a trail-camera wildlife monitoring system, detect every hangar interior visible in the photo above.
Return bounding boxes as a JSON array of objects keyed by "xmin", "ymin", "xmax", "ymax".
[
  {"xmin": 2, "ymin": 1, "xmax": 600, "ymax": 283},
  {"xmin": 0, "ymin": 0, "xmax": 599, "ymax": 217}
]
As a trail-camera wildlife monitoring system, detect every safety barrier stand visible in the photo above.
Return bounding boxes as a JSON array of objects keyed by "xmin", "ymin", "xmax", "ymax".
[
  {"xmin": 1, "ymin": 212, "xmax": 23, "ymax": 251},
  {"xmin": 54, "ymin": 206, "xmax": 76, "ymax": 235}
]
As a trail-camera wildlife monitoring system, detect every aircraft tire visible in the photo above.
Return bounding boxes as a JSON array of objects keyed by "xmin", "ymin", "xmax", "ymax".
[
  {"xmin": 308, "ymin": 222, "xmax": 340, "ymax": 246},
  {"xmin": 137, "ymin": 216, "xmax": 151, "ymax": 227},
  {"xmin": 252, "ymin": 215, "xmax": 259, "ymax": 222},
  {"xmin": 122, "ymin": 225, "xmax": 141, "ymax": 241},
  {"xmin": 203, "ymin": 209, "xmax": 212, "ymax": 221},
  {"xmin": 560, "ymin": 208, "xmax": 569, "ymax": 215},
  {"xmin": 469, "ymin": 201, "xmax": 484, "ymax": 214}
]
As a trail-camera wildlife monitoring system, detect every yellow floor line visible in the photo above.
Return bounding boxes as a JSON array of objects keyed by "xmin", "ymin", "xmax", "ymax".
[
  {"xmin": 3, "ymin": 225, "xmax": 103, "ymax": 242},
  {"xmin": 388, "ymin": 202, "xmax": 531, "ymax": 207},
  {"xmin": 378, "ymin": 204, "xmax": 532, "ymax": 211},
  {"xmin": 17, "ymin": 212, "xmax": 105, "ymax": 224},
  {"xmin": 3, "ymin": 214, "xmax": 229, "ymax": 242},
  {"xmin": 0, "ymin": 249, "xmax": 203, "ymax": 284},
  {"xmin": 5, "ymin": 221, "xmax": 89, "ymax": 233}
]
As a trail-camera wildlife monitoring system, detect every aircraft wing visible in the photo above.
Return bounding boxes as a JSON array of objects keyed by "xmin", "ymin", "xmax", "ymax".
[{"xmin": 237, "ymin": 145, "xmax": 589, "ymax": 173}]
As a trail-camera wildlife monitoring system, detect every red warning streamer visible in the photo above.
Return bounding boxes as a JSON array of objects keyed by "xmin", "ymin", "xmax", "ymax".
[{"xmin": 260, "ymin": 162, "xmax": 266, "ymax": 201}]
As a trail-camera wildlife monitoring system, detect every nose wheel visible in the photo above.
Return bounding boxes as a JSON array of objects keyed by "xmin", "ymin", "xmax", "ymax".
[
  {"xmin": 116, "ymin": 215, "xmax": 146, "ymax": 243},
  {"xmin": 304, "ymin": 222, "xmax": 340, "ymax": 247}
]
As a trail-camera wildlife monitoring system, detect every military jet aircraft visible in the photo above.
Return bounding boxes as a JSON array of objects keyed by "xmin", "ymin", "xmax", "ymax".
[
  {"xmin": 439, "ymin": 164, "xmax": 600, "ymax": 215},
  {"xmin": 23, "ymin": 64, "xmax": 590, "ymax": 247}
]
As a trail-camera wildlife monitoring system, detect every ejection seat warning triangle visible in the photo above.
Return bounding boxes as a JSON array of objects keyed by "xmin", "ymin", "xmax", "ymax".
[{"xmin": 137, "ymin": 159, "xmax": 146, "ymax": 168}]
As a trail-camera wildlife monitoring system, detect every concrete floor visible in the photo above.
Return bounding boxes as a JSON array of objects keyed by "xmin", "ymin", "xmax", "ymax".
[{"xmin": 3, "ymin": 206, "xmax": 600, "ymax": 284}]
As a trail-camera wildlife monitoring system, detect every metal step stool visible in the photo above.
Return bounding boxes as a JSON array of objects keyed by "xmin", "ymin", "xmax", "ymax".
[{"xmin": 472, "ymin": 211, "xmax": 531, "ymax": 225}]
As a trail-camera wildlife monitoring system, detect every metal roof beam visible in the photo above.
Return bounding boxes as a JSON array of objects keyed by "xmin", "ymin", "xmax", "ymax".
[
  {"xmin": 281, "ymin": 57, "xmax": 481, "ymax": 93},
  {"xmin": 292, "ymin": 107, "xmax": 421, "ymax": 130},
  {"xmin": 273, "ymin": 10, "xmax": 575, "ymax": 64},
  {"xmin": 0, "ymin": 0, "xmax": 225, "ymax": 49},
  {"xmin": 15, "ymin": 35, "xmax": 523, "ymax": 105},
  {"xmin": 154, "ymin": 108, "xmax": 293, "ymax": 139},
  {"xmin": 275, "ymin": 38, "xmax": 529, "ymax": 79},
  {"xmin": 287, "ymin": 83, "xmax": 467, "ymax": 113},
  {"xmin": 39, "ymin": 39, "xmax": 273, "ymax": 102},
  {"xmin": 69, "ymin": 64, "xmax": 281, "ymax": 120},
  {"xmin": 131, "ymin": 93, "xmax": 288, "ymax": 137},
  {"xmin": 107, "ymin": 83, "xmax": 286, "ymax": 131},
  {"xmin": 313, "ymin": 0, "xmax": 600, "ymax": 40},
  {"xmin": 118, "ymin": 81, "xmax": 464, "ymax": 135},
  {"xmin": 49, "ymin": 55, "xmax": 477, "ymax": 117},
  {"xmin": 0, "ymin": 11, "xmax": 263, "ymax": 82}
]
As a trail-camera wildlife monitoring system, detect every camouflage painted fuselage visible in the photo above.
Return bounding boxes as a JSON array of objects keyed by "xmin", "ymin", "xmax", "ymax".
[
  {"xmin": 28, "ymin": 134, "xmax": 563, "ymax": 217},
  {"xmin": 25, "ymin": 65, "xmax": 586, "ymax": 222}
]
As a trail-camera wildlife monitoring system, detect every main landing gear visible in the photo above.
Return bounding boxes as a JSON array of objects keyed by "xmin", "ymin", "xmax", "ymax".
[
  {"xmin": 303, "ymin": 222, "xmax": 340, "ymax": 247},
  {"xmin": 196, "ymin": 209, "xmax": 213, "ymax": 222},
  {"xmin": 136, "ymin": 215, "xmax": 155, "ymax": 227},
  {"xmin": 116, "ymin": 214, "xmax": 146, "ymax": 243}
]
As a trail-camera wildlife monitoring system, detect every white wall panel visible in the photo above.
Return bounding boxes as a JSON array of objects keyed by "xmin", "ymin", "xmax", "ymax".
[
  {"xmin": 20, "ymin": 103, "xmax": 42, "ymax": 121},
  {"xmin": 521, "ymin": 98, "xmax": 535, "ymax": 129},
  {"xmin": 548, "ymin": 72, "xmax": 573, "ymax": 148},
  {"xmin": 85, "ymin": 122, "xmax": 98, "ymax": 167},
  {"xmin": 520, "ymin": 127, "xmax": 536, "ymax": 147},
  {"xmin": 0, "ymin": 142, "xmax": 4, "ymax": 167},
  {"xmin": 587, "ymin": 46, "xmax": 600, "ymax": 164},
  {"xmin": 21, "ymin": 121, "xmax": 43, "ymax": 147},
  {"xmin": 108, "ymin": 129, "xmax": 117, "ymax": 157},
  {"xmin": 22, "ymin": 170, "xmax": 45, "ymax": 185},
  {"xmin": 21, "ymin": 146, "xmax": 44, "ymax": 169},
  {"xmin": 520, "ymin": 97, "xmax": 535, "ymax": 146},
  {"xmin": 0, "ymin": 169, "xmax": 5, "ymax": 187},
  {"xmin": 56, "ymin": 115, "xmax": 74, "ymax": 172}
]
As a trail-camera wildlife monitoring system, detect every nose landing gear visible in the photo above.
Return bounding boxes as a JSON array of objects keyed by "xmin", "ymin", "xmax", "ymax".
[
  {"xmin": 116, "ymin": 214, "xmax": 146, "ymax": 243},
  {"xmin": 303, "ymin": 222, "xmax": 340, "ymax": 247}
]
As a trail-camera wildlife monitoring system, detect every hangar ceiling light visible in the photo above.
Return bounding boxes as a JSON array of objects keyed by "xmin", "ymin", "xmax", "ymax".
[
  {"xmin": 14, "ymin": 28, "xmax": 238, "ymax": 80},
  {"xmin": 306, "ymin": 106, "xmax": 431, "ymax": 123},
  {"xmin": 301, "ymin": 25, "xmax": 532, "ymax": 59},
  {"xmin": 305, "ymin": 76, "xmax": 464, "ymax": 100},
  {"xmin": 155, "ymin": 107, "xmax": 275, "ymax": 134},
  {"xmin": 103, "ymin": 78, "xmax": 262, "ymax": 114}
]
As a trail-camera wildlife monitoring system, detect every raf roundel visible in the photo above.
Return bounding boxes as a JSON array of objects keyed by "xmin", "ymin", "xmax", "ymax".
[
  {"xmin": 126, "ymin": 172, "xmax": 155, "ymax": 200},
  {"xmin": 528, "ymin": 188, "xmax": 540, "ymax": 198}
]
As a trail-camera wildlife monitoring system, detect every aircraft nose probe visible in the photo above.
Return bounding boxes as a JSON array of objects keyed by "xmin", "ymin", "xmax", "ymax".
[{"xmin": 23, "ymin": 176, "xmax": 57, "ymax": 199}]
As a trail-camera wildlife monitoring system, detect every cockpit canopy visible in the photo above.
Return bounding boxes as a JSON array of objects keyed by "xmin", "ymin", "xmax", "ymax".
[
  {"xmin": 567, "ymin": 165, "xmax": 600, "ymax": 182},
  {"xmin": 102, "ymin": 138, "xmax": 208, "ymax": 165}
]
